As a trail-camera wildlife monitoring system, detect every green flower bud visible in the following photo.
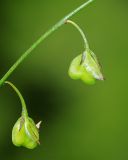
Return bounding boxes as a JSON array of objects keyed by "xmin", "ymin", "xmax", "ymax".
[
  {"xmin": 12, "ymin": 116, "xmax": 41, "ymax": 149},
  {"xmin": 68, "ymin": 49, "xmax": 104, "ymax": 84}
]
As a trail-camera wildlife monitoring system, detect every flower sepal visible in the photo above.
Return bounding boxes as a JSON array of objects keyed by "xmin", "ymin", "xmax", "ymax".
[
  {"xmin": 12, "ymin": 116, "xmax": 41, "ymax": 149},
  {"xmin": 68, "ymin": 49, "xmax": 104, "ymax": 85}
]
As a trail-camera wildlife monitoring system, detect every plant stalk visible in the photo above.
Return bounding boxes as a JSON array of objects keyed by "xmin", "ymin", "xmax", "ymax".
[{"xmin": 0, "ymin": 0, "xmax": 94, "ymax": 87}]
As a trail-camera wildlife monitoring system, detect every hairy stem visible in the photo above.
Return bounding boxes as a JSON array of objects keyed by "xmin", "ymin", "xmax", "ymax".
[
  {"xmin": 0, "ymin": 0, "xmax": 94, "ymax": 87},
  {"xmin": 5, "ymin": 81, "xmax": 28, "ymax": 117}
]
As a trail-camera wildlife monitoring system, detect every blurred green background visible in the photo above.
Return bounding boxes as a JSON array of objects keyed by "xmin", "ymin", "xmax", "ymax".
[{"xmin": 0, "ymin": 0, "xmax": 128, "ymax": 159}]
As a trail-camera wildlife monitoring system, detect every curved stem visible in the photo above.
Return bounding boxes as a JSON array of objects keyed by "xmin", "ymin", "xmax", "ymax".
[
  {"xmin": 5, "ymin": 81, "xmax": 28, "ymax": 117},
  {"xmin": 0, "ymin": 0, "xmax": 94, "ymax": 87},
  {"xmin": 66, "ymin": 20, "xmax": 89, "ymax": 50}
]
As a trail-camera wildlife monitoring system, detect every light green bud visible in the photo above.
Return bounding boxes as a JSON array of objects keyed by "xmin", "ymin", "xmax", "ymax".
[
  {"xmin": 12, "ymin": 116, "xmax": 40, "ymax": 149},
  {"xmin": 68, "ymin": 49, "xmax": 104, "ymax": 84}
]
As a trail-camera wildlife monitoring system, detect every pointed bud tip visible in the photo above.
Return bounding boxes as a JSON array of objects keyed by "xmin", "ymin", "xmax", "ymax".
[
  {"xmin": 36, "ymin": 121, "xmax": 42, "ymax": 129},
  {"xmin": 98, "ymin": 74, "xmax": 105, "ymax": 81}
]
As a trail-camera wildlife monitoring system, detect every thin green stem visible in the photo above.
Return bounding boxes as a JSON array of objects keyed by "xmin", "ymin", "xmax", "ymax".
[
  {"xmin": 5, "ymin": 81, "xmax": 28, "ymax": 117},
  {"xmin": 66, "ymin": 20, "xmax": 89, "ymax": 50},
  {"xmin": 0, "ymin": 0, "xmax": 94, "ymax": 87}
]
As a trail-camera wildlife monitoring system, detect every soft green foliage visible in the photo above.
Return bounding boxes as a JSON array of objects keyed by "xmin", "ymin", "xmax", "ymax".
[
  {"xmin": 68, "ymin": 50, "xmax": 104, "ymax": 85},
  {"xmin": 12, "ymin": 116, "xmax": 39, "ymax": 149}
]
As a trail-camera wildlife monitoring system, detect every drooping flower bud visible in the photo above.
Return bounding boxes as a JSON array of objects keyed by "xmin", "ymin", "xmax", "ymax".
[
  {"xmin": 68, "ymin": 49, "xmax": 104, "ymax": 84},
  {"xmin": 12, "ymin": 116, "xmax": 41, "ymax": 149}
]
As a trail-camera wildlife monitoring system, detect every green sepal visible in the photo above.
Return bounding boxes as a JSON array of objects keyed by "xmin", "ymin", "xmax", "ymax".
[
  {"xmin": 84, "ymin": 50, "xmax": 104, "ymax": 80},
  {"xmin": 12, "ymin": 116, "xmax": 40, "ymax": 149},
  {"xmin": 68, "ymin": 49, "xmax": 104, "ymax": 85}
]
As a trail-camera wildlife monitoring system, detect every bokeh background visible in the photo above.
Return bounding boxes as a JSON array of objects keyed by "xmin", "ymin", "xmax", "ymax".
[{"xmin": 0, "ymin": 0, "xmax": 128, "ymax": 159}]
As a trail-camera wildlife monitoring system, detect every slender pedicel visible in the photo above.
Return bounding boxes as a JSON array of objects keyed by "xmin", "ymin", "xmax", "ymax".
[
  {"xmin": 66, "ymin": 20, "xmax": 89, "ymax": 64},
  {"xmin": 66, "ymin": 20, "xmax": 89, "ymax": 50},
  {"xmin": 5, "ymin": 81, "xmax": 28, "ymax": 117}
]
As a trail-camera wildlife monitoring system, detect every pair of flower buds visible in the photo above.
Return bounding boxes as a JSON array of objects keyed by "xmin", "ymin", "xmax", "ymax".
[
  {"xmin": 11, "ymin": 49, "xmax": 103, "ymax": 150},
  {"xmin": 10, "ymin": 20, "xmax": 104, "ymax": 149}
]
